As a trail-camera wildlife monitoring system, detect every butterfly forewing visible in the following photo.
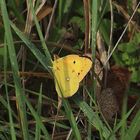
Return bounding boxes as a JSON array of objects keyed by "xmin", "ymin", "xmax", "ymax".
[{"xmin": 63, "ymin": 55, "xmax": 92, "ymax": 82}]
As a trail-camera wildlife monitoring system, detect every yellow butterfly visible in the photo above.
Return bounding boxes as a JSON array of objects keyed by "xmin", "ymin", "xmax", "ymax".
[{"xmin": 53, "ymin": 55, "xmax": 92, "ymax": 98}]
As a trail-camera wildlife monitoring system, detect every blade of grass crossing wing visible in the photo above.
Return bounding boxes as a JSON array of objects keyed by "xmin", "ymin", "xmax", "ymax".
[
  {"xmin": 0, "ymin": 0, "xmax": 29, "ymax": 139},
  {"xmin": 52, "ymin": 74, "xmax": 81, "ymax": 139},
  {"xmin": 28, "ymin": 0, "xmax": 52, "ymax": 65}
]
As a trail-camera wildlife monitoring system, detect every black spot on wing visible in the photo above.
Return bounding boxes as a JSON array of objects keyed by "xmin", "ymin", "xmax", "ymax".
[{"xmin": 73, "ymin": 60, "xmax": 76, "ymax": 64}]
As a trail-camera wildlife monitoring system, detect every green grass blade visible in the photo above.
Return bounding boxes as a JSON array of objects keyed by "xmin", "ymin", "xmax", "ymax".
[
  {"xmin": 73, "ymin": 97, "xmax": 116, "ymax": 140},
  {"xmin": 11, "ymin": 22, "xmax": 52, "ymax": 74},
  {"xmin": 4, "ymin": 38, "xmax": 16, "ymax": 140},
  {"xmin": 62, "ymin": 98, "xmax": 81, "ymax": 140},
  {"xmin": 91, "ymin": 0, "xmax": 98, "ymax": 60},
  {"xmin": 0, "ymin": 96, "xmax": 18, "ymax": 120},
  {"xmin": 28, "ymin": 0, "xmax": 52, "ymax": 64},
  {"xmin": 0, "ymin": 0, "xmax": 29, "ymax": 139},
  {"xmin": 108, "ymin": 106, "xmax": 135, "ymax": 139},
  {"xmin": 120, "ymin": 93, "xmax": 128, "ymax": 140},
  {"xmin": 35, "ymin": 84, "xmax": 43, "ymax": 140},
  {"xmin": 58, "ymin": 0, "xmax": 63, "ymax": 26},
  {"xmin": 124, "ymin": 107, "xmax": 140, "ymax": 140},
  {"xmin": 23, "ymin": 94, "xmax": 51, "ymax": 140}
]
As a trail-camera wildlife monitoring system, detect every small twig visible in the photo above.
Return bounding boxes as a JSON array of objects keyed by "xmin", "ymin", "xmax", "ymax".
[
  {"xmin": 104, "ymin": 1, "xmax": 140, "ymax": 67},
  {"xmin": 1, "ymin": 71, "xmax": 52, "ymax": 78},
  {"xmin": 108, "ymin": 0, "xmax": 113, "ymax": 55},
  {"xmin": 35, "ymin": 0, "xmax": 46, "ymax": 15},
  {"xmin": 51, "ymin": 97, "xmax": 62, "ymax": 139},
  {"xmin": 83, "ymin": 0, "xmax": 90, "ymax": 53},
  {"xmin": 104, "ymin": 0, "xmax": 114, "ymax": 87},
  {"xmin": 45, "ymin": 0, "xmax": 58, "ymax": 40},
  {"xmin": 113, "ymin": 1, "xmax": 140, "ymax": 31},
  {"xmin": 66, "ymin": 111, "xmax": 81, "ymax": 140}
]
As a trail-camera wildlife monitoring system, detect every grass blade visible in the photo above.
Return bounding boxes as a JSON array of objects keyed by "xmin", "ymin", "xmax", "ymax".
[
  {"xmin": 28, "ymin": 0, "xmax": 52, "ymax": 64},
  {"xmin": 91, "ymin": 0, "xmax": 98, "ymax": 60},
  {"xmin": 0, "ymin": 0, "xmax": 29, "ymax": 139},
  {"xmin": 35, "ymin": 84, "xmax": 43, "ymax": 140},
  {"xmin": 23, "ymin": 94, "xmax": 51, "ymax": 140},
  {"xmin": 4, "ymin": 38, "xmax": 16, "ymax": 140},
  {"xmin": 124, "ymin": 107, "xmax": 140, "ymax": 140},
  {"xmin": 73, "ymin": 96, "xmax": 116, "ymax": 140},
  {"xmin": 62, "ymin": 98, "xmax": 81, "ymax": 140},
  {"xmin": 11, "ymin": 22, "xmax": 52, "ymax": 74}
]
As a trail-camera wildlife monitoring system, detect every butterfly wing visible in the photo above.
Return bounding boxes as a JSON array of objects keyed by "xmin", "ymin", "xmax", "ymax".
[
  {"xmin": 53, "ymin": 58, "xmax": 79, "ymax": 98},
  {"xmin": 53, "ymin": 55, "xmax": 92, "ymax": 98}
]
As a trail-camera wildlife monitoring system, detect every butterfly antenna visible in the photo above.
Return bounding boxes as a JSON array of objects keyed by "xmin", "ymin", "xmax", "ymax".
[{"xmin": 52, "ymin": 97, "xmax": 62, "ymax": 139}]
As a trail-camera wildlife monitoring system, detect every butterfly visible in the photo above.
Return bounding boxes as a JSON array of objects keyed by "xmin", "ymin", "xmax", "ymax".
[{"xmin": 53, "ymin": 55, "xmax": 92, "ymax": 98}]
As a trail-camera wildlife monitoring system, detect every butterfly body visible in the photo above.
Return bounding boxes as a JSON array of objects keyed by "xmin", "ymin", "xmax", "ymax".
[{"xmin": 53, "ymin": 55, "xmax": 92, "ymax": 98}]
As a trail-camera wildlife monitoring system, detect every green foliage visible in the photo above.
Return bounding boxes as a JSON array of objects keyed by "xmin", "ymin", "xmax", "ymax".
[
  {"xmin": 1, "ymin": 0, "xmax": 29, "ymax": 139},
  {"xmin": 7, "ymin": 0, "xmax": 24, "ymax": 23},
  {"xmin": 70, "ymin": 16, "xmax": 85, "ymax": 32},
  {"xmin": 118, "ymin": 33, "xmax": 140, "ymax": 82}
]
